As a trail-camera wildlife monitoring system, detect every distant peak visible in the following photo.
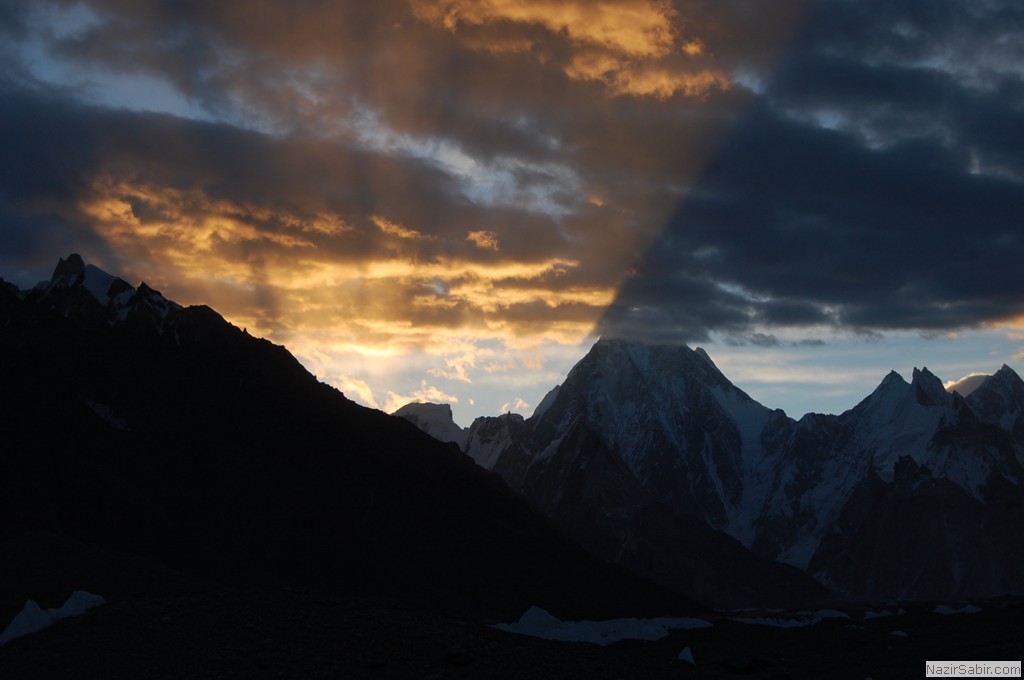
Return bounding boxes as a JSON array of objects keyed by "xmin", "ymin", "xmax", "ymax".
[
  {"xmin": 878, "ymin": 370, "xmax": 907, "ymax": 388},
  {"xmin": 977, "ymin": 364, "xmax": 1024, "ymax": 392},
  {"xmin": 393, "ymin": 402, "xmax": 453, "ymax": 417},
  {"xmin": 391, "ymin": 402, "xmax": 468, "ymax": 448}
]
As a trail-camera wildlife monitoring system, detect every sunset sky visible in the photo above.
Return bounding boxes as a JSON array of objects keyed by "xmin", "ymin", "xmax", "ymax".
[{"xmin": 2, "ymin": 1, "xmax": 1023, "ymax": 425}]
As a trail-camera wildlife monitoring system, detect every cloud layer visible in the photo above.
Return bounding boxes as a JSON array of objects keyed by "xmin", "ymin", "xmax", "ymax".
[{"xmin": 1, "ymin": 0, "xmax": 1022, "ymax": 414}]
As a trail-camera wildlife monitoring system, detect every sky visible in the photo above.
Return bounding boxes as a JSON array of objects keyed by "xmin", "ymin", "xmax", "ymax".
[{"xmin": 1, "ymin": 1, "xmax": 1023, "ymax": 426}]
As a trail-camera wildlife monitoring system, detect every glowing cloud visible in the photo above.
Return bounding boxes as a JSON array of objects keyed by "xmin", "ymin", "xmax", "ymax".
[
  {"xmin": 413, "ymin": 0, "xmax": 677, "ymax": 57},
  {"xmin": 500, "ymin": 397, "xmax": 531, "ymax": 413},
  {"xmin": 466, "ymin": 230, "xmax": 500, "ymax": 251},
  {"xmin": 335, "ymin": 374, "xmax": 382, "ymax": 409},
  {"xmin": 385, "ymin": 381, "xmax": 461, "ymax": 413},
  {"xmin": 75, "ymin": 173, "xmax": 611, "ymax": 414},
  {"xmin": 372, "ymin": 215, "xmax": 433, "ymax": 240},
  {"xmin": 411, "ymin": 0, "xmax": 728, "ymax": 98}
]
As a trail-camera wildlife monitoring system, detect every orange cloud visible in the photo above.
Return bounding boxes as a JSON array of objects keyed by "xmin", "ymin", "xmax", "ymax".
[
  {"xmin": 79, "ymin": 175, "xmax": 610, "ymax": 356},
  {"xmin": 334, "ymin": 374, "xmax": 381, "ymax": 409},
  {"xmin": 500, "ymin": 397, "xmax": 531, "ymax": 413},
  {"xmin": 565, "ymin": 51, "xmax": 728, "ymax": 99},
  {"xmin": 466, "ymin": 229, "xmax": 500, "ymax": 251},
  {"xmin": 411, "ymin": 0, "xmax": 727, "ymax": 98},
  {"xmin": 412, "ymin": 0, "xmax": 678, "ymax": 57},
  {"xmin": 372, "ymin": 214, "xmax": 433, "ymax": 240},
  {"xmin": 384, "ymin": 380, "xmax": 462, "ymax": 413}
]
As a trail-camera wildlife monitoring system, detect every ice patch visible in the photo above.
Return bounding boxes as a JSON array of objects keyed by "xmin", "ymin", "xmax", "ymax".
[
  {"xmin": 933, "ymin": 604, "xmax": 982, "ymax": 615},
  {"xmin": 733, "ymin": 609, "xmax": 850, "ymax": 628},
  {"xmin": 863, "ymin": 608, "xmax": 906, "ymax": 619},
  {"xmin": 493, "ymin": 606, "xmax": 712, "ymax": 646},
  {"xmin": 0, "ymin": 591, "xmax": 105, "ymax": 646}
]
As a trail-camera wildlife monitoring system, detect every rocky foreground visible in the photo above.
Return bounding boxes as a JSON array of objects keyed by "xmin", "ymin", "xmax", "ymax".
[{"xmin": 2, "ymin": 535, "xmax": 1021, "ymax": 680}]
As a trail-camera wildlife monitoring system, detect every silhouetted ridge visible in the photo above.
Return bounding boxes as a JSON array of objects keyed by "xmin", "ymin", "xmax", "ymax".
[{"xmin": 0, "ymin": 256, "xmax": 692, "ymax": 622}]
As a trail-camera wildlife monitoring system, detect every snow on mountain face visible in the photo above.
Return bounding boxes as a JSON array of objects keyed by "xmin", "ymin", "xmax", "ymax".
[
  {"xmin": 758, "ymin": 364, "xmax": 1024, "ymax": 574},
  {"xmin": 842, "ymin": 367, "xmax": 954, "ymax": 482},
  {"xmin": 528, "ymin": 338, "xmax": 778, "ymax": 532},
  {"xmin": 968, "ymin": 365, "xmax": 1024, "ymax": 451},
  {"xmin": 392, "ymin": 402, "xmax": 468, "ymax": 450},
  {"xmin": 461, "ymin": 337, "xmax": 1024, "ymax": 602}
]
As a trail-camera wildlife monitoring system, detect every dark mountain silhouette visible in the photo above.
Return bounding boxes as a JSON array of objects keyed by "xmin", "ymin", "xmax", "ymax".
[{"xmin": 0, "ymin": 256, "xmax": 691, "ymax": 624}]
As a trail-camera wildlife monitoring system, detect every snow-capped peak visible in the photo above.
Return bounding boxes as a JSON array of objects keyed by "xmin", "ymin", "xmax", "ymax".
[
  {"xmin": 392, "ymin": 402, "xmax": 468, "ymax": 450},
  {"xmin": 966, "ymin": 364, "xmax": 1024, "ymax": 443},
  {"xmin": 984, "ymin": 364, "xmax": 1024, "ymax": 391}
]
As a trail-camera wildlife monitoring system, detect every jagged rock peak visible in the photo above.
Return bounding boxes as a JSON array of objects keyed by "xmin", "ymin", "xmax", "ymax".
[
  {"xmin": 52, "ymin": 253, "xmax": 85, "ymax": 281},
  {"xmin": 911, "ymin": 367, "xmax": 949, "ymax": 406}
]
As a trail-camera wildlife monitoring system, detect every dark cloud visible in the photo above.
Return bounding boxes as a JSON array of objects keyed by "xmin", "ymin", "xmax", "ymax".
[
  {"xmin": 724, "ymin": 333, "xmax": 781, "ymax": 348},
  {"xmin": 598, "ymin": 0, "xmax": 1024, "ymax": 342},
  {"xmin": 0, "ymin": 1, "xmax": 28, "ymax": 38}
]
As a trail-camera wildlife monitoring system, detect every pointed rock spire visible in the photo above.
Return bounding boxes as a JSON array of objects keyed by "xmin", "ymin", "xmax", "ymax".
[
  {"xmin": 50, "ymin": 253, "xmax": 85, "ymax": 284},
  {"xmin": 912, "ymin": 367, "xmax": 948, "ymax": 407}
]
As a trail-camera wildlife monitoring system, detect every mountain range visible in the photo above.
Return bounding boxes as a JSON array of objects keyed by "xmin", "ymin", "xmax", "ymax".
[
  {"xmin": 397, "ymin": 338, "xmax": 1024, "ymax": 605},
  {"xmin": 5, "ymin": 253, "xmax": 1022, "ymax": 624}
]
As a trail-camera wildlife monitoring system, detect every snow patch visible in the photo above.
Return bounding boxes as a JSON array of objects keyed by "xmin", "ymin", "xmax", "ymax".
[
  {"xmin": 933, "ymin": 604, "xmax": 982, "ymax": 615},
  {"xmin": 677, "ymin": 646, "xmax": 695, "ymax": 664},
  {"xmin": 493, "ymin": 606, "xmax": 712, "ymax": 646},
  {"xmin": 80, "ymin": 265, "xmax": 119, "ymax": 304},
  {"xmin": 863, "ymin": 608, "xmax": 905, "ymax": 619},
  {"xmin": 733, "ymin": 609, "xmax": 849, "ymax": 628},
  {"xmin": 0, "ymin": 591, "xmax": 106, "ymax": 646}
]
